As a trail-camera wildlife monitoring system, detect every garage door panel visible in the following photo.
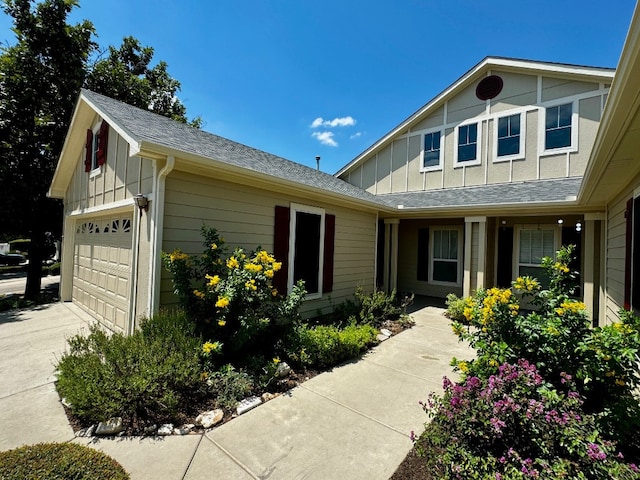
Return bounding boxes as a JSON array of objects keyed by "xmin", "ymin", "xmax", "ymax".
[{"xmin": 72, "ymin": 215, "xmax": 133, "ymax": 333}]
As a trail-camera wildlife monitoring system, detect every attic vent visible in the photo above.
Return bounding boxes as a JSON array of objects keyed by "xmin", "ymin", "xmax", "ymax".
[{"xmin": 476, "ymin": 75, "xmax": 503, "ymax": 100}]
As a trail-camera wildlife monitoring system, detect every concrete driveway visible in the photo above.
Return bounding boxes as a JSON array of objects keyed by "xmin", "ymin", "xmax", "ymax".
[{"xmin": 0, "ymin": 300, "xmax": 471, "ymax": 479}]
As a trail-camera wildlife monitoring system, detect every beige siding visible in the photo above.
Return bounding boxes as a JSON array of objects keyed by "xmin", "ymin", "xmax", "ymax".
[
  {"xmin": 376, "ymin": 145, "xmax": 392, "ymax": 194},
  {"xmin": 407, "ymin": 136, "xmax": 423, "ymax": 191},
  {"xmin": 161, "ymin": 171, "xmax": 377, "ymax": 317},
  {"xmin": 470, "ymin": 222, "xmax": 479, "ymax": 292},
  {"xmin": 391, "ymin": 139, "xmax": 407, "ymax": 192},
  {"xmin": 447, "ymin": 84, "xmax": 486, "ymax": 124},
  {"xmin": 489, "ymin": 71, "xmax": 537, "ymax": 113},
  {"xmin": 362, "ymin": 157, "xmax": 376, "ymax": 193},
  {"xmin": 572, "ymin": 96, "xmax": 602, "ymax": 176},
  {"xmin": 410, "ymin": 106, "xmax": 444, "ymax": 131},
  {"xmin": 604, "ymin": 174, "xmax": 640, "ymax": 323},
  {"xmin": 542, "ymin": 78, "xmax": 600, "ymax": 102}
]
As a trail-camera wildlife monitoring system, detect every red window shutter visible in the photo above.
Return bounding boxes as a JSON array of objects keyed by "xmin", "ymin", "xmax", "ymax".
[
  {"xmin": 84, "ymin": 129, "xmax": 93, "ymax": 172},
  {"xmin": 624, "ymin": 198, "xmax": 633, "ymax": 310},
  {"xmin": 322, "ymin": 214, "xmax": 335, "ymax": 293},
  {"xmin": 96, "ymin": 121, "xmax": 109, "ymax": 166},
  {"xmin": 273, "ymin": 206, "xmax": 290, "ymax": 294}
]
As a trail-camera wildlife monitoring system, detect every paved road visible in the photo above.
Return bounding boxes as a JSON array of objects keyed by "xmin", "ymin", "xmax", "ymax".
[{"xmin": 0, "ymin": 273, "xmax": 60, "ymax": 296}]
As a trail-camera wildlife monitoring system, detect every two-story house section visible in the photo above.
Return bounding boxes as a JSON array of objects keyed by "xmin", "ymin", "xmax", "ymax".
[{"xmin": 337, "ymin": 57, "xmax": 614, "ymax": 324}]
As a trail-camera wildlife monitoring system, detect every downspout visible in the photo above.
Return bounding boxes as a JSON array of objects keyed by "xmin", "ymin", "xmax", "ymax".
[{"xmin": 148, "ymin": 155, "xmax": 175, "ymax": 314}]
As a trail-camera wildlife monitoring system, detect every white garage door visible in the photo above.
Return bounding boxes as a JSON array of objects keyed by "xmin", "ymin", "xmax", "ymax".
[{"xmin": 72, "ymin": 215, "xmax": 133, "ymax": 332}]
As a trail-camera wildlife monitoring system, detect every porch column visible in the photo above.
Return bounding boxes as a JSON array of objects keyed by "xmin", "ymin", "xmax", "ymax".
[
  {"xmin": 463, "ymin": 216, "xmax": 487, "ymax": 297},
  {"xmin": 583, "ymin": 213, "xmax": 604, "ymax": 325},
  {"xmin": 60, "ymin": 215, "xmax": 75, "ymax": 302},
  {"xmin": 383, "ymin": 218, "xmax": 400, "ymax": 293}
]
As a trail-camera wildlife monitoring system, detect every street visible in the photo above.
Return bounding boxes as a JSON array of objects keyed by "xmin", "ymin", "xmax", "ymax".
[{"xmin": 0, "ymin": 273, "xmax": 60, "ymax": 296}]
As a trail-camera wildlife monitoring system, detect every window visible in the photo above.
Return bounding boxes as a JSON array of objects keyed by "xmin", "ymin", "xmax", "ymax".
[
  {"xmin": 273, "ymin": 204, "xmax": 335, "ymax": 300},
  {"xmin": 422, "ymin": 131, "xmax": 442, "ymax": 170},
  {"xmin": 517, "ymin": 228, "xmax": 557, "ymax": 287},
  {"xmin": 456, "ymin": 122, "xmax": 480, "ymax": 165},
  {"xmin": 496, "ymin": 113, "xmax": 522, "ymax": 158},
  {"xmin": 430, "ymin": 228, "xmax": 462, "ymax": 285},
  {"xmin": 84, "ymin": 121, "xmax": 109, "ymax": 172},
  {"xmin": 545, "ymin": 103, "xmax": 572, "ymax": 150}
]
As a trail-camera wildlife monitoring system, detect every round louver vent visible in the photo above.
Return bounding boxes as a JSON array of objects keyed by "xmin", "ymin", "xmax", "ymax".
[{"xmin": 476, "ymin": 75, "xmax": 503, "ymax": 100}]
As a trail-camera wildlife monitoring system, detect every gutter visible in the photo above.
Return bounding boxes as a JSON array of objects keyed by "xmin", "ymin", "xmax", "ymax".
[{"xmin": 148, "ymin": 156, "xmax": 175, "ymax": 314}]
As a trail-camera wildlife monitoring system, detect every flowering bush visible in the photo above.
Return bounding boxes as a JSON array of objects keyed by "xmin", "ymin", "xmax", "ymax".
[
  {"xmin": 420, "ymin": 244, "xmax": 640, "ymax": 475},
  {"xmin": 162, "ymin": 226, "xmax": 306, "ymax": 365},
  {"xmin": 418, "ymin": 360, "xmax": 638, "ymax": 479}
]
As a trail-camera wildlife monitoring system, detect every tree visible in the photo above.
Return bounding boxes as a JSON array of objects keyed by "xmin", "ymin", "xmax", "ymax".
[
  {"xmin": 0, "ymin": 0, "xmax": 94, "ymax": 299},
  {"xmin": 86, "ymin": 36, "xmax": 201, "ymax": 127}
]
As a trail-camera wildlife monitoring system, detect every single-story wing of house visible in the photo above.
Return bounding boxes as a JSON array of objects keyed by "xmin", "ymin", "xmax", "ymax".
[{"xmin": 49, "ymin": 4, "xmax": 640, "ymax": 334}]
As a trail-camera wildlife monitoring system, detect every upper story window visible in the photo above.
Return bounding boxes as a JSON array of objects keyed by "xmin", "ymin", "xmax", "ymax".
[
  {"xmin": 496, "ymin": 113, "xmax": 523, "ymax": 159},
  {"xmin": 544, "ymin": 102, "xmax": 573, "ymax": 151},
  {"xmin": 455, "ymin": 122, "xmax": 480, "ymax": 166},
  {"xmin": 421, "ymin": 131, "xmax": 442, "ymax": 171}
]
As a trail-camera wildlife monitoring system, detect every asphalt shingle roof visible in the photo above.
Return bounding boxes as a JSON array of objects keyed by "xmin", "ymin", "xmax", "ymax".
[
  {"xmin": 81, "ymin": 89, "xmax": 385, "ymax": 207},
  {"xmin": 82, "ymin": 89, "xmax": 582, "ymax": 213},
  {"xmin": 376, "ymin": 177, "xmax": 583, "ymax": 210}
]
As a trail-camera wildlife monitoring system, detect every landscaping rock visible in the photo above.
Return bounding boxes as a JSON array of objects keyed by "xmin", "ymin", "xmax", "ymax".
[
  {"xmin": 275, "ymin": 361, "xmax": 292, "ymax": 378},
  {"xmin": 144, "ymin": 424, "xmax": 158, "ymax": 435},
  {"xmin": 380, "ymin": 328, "xmax": 393, "ymax": 337},
  {"xmin": 95, "ymin": 417, "xmax": 124, "ymax": 436},
  {"xmin": 261, "ymin": 392, "xmax": 280, "ymax": 402},
  {"xmin": 237, "ymin": 396, "xmax": 262, "ymax": 415},
  {"xmin": 174, "ymin": 424, "xmax": 194, "ymax": 435},
  {"xmin": 195, "ymin": 409, "xmax": 224, "ymax": 428},
  {"xmin": 157, "ymin": 423, "xmax": 174, "ymax": 435},
  {"xmin": 75, "ymin": 424, "xmax": 96, "ymax": 437},
  {"xmin": 61, "ymin": 397, "xmax": 72, "ymax": 409},
  {"xmin": 377, "ymin": 333, "xmax": 390, "ymax": 342}
]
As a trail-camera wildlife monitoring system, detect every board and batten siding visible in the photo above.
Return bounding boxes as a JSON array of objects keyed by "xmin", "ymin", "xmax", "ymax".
[
  {"xmin": 161, "ymin": 171, "xmax": 377, "ymax": 317},
  {"xmin": 64, "ymin": 120, "xmax": 155, "ymax": 214},
  {"xmin": 340, "ymin": 73, "xmax": 607, "ymax": 194},
  {"xmin": 604, "ymin": 173, "xmax": 640, "ymax": 324}
]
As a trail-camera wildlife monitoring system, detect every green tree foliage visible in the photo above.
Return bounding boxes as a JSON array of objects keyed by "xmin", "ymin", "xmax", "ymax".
[
  {"xmin": 0, "ymin": 0, "xmax": 94, "ymax": 298},
  {"xmin": 85, "ymin": 36, "xmax": 202, "ymax": 127}
]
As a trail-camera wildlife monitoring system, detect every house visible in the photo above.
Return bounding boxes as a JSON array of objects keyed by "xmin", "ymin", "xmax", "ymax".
[
  {"xmin": 48, "ymin": 90, "xmax": 388, "ymax": 334},
  {"xmin": 49, "ymin": 4, "xmax": 640, "ymax": 333}
]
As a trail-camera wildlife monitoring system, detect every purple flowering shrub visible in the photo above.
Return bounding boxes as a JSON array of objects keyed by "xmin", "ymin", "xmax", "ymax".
[
  {"xmin": 449, "ymin": 246, "xmax": 640, "ymax": 455},
  {"xmin": 419, "ymin": 360, "xmax": 638, "ymax": 479}
]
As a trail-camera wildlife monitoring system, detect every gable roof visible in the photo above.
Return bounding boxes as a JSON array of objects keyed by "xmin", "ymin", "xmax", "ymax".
[
  {"xmin": 336, "ymin": 56, "xmax": 615, "ymax": 177},
  {"xmin": 49, "ymin": 89, "xmax": 389, "ymax": 210},
  {"xmin": 378, "ymin": 177, "xmax": 583, "ymax": 213}
]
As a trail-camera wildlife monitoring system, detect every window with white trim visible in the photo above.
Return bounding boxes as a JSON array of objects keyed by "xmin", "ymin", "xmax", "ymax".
[
  {"xmin": 288, "ymin": 204, "xmax": 325, "ymax": 299},
  {"xmin": 544, "ymin": 102, "xmax": 573, "ymax": 151},
  {"xmin": 421, "ymin": 130, "xmax": 443, "ymax": 170},
  {"xmin": 496, "ymin": 113, "xmax": 523, "ymax": 159},
  {"xmin": 430, "ymin": 227, "xmax": 462, "ymax": 285},
  {"xmin": 516, "ymin": 227, "xmax": 559, "ymax": 287},
  {"xmin": 455, "ymin": 122, "xmax": 480, "ymax": 165}
]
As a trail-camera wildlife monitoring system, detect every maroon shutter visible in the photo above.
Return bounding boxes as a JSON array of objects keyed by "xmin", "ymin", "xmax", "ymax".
[
  {"xmin": 624, "ymin": 198, "xmax": 634, "ymax": 310},
  {"xmin": 96, "ymin": 121, "xmax": 109, "ymax": 166},
  {"xmin": 322, "ymin": 214, "xmax": 335, "ymax": 293},
  {"xmin": 273, "ymin": 206, "xmax": 290, "ymax": 294},
  {"xmin": 84, "ymin": 129, "xmax": 93, "ymax": 172}
]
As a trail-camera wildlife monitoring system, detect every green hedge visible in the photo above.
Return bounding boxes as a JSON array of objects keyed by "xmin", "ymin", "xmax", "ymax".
[{"xmin": 0, "ymin": 442, "xmax": 129, "ymax": 479}]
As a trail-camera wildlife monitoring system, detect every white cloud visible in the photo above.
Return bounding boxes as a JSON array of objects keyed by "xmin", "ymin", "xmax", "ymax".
[
  {"xmin": 350, "ymin": 132, "xmax": 362, "ymax": 139},
  {"xmin": 312, "ymin": 131, "xmax": 338, "ymax": 147},
  {"xmin": 310, "ymin": 116, "xmax": 356, "ymax": 128}
]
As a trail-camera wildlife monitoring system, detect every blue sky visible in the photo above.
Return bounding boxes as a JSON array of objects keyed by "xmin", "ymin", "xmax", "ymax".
[{"xmin": 1, "ymin": 1, "xmax": 637, "ymax": 173}]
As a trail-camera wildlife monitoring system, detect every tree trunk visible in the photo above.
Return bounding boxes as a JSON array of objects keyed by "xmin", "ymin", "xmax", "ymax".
[{"xmin": 24, "ymin": 233, "xmax": 44, "ymax": 300}]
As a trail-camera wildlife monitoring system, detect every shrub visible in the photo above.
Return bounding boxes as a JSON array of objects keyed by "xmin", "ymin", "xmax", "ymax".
[
  {"xmin": 445, "ymin": 293, "xmax": 467, "ymax": 322},
  {"xmin": 285, "ymin": 322, "xmax": 378, "ymax": 368},
  {"xmin": 56, "ymin": 311, "xmax": 205, "ymax": 424},
  {"xmin": 355, "ymin": 286, "xmax": 412, "ymax": 327},
  {"xmin": 418, "ymin": 361, "xmax": 638, "ymax": 479},
  {"xmin": 206, "ymin": 364, "xmax": 254, "ymax": 410},
  {"xmin": 0, "ymin": 442, "xmax": 129, "ymax": 479},
  {"xmin": 162, "ymin": 226, "xmax": 306, "ymax": 363}
]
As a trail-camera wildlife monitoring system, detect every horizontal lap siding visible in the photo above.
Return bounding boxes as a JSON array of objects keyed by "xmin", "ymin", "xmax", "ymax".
[
  {"xmin": 604, "ymin": 175, "xmax": 640, "ymax": 323},
  {"xmin": 161, "ymin": 171, "xmax": 376, "ymax": 317}
]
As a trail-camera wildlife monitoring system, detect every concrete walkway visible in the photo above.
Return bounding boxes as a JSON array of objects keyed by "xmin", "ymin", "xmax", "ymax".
[{"xmin": 0, "ymin": 301, "xmax": 472, "ymax": 479}]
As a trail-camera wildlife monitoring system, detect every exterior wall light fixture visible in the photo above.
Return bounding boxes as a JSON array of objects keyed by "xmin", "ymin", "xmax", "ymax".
[{"xmin": 134, "ymin": 194, "xmax": 149, "ymax": 212}]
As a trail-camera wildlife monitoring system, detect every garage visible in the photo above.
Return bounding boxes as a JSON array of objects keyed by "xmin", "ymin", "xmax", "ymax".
[{"xmin": 72, "ymin": 214, "xmax": 133, "ymax": 333}]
